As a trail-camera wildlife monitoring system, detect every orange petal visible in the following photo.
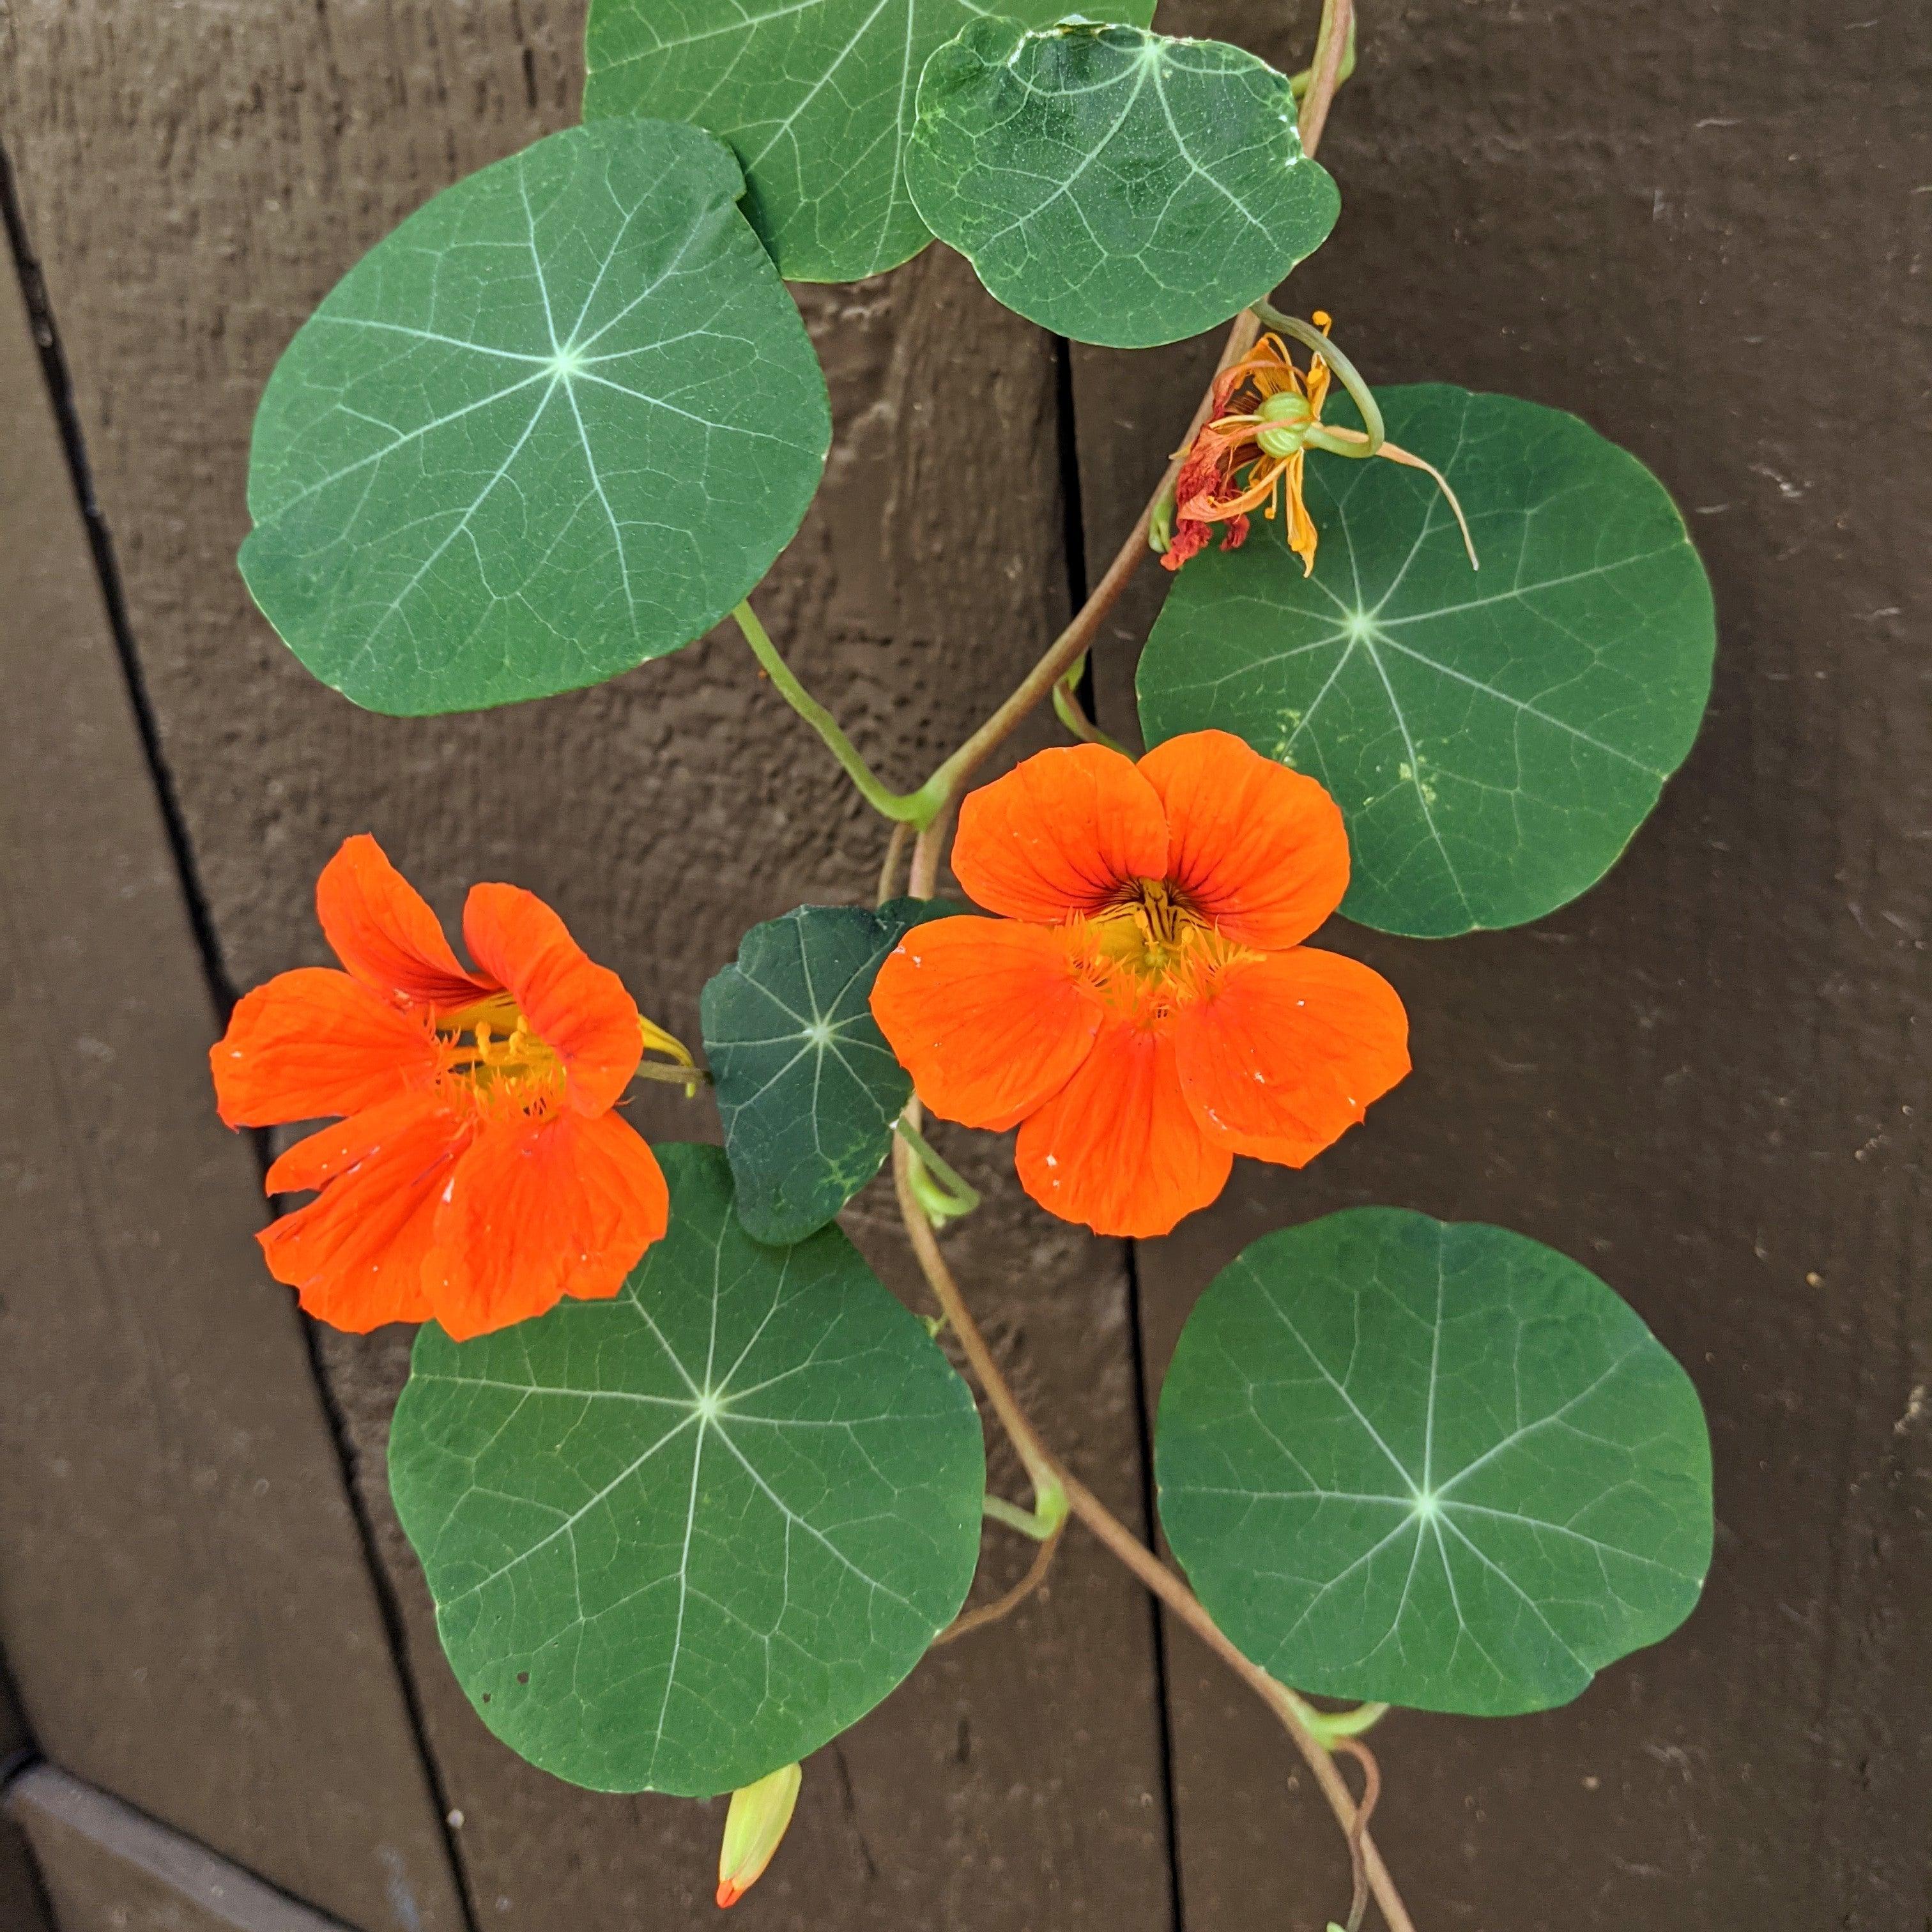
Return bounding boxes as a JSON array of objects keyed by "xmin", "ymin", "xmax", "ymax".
[
  {"xmin": 1014, "ymin": 1022, "xmax": 1232, "ymax": 1238},
  {"xmin": 1138, "ymin": 729, "xmax": 1350, "ymax": 950},
  {"xmin": 211, "ymin": 967, "xmax": 443, "ymax": 1128},
  {"xmin": 264, "ymin": 1089, "xmax": 457, "ymax": 1195},
  {"xmin": 1161, "ymin": 518, "xmax": 1214, "ymax": 572},
  {"xmin": 257, "ymin": 1095, "xmax": 467, "ymax": 1332},
  {"xmin": 317, "ymin": 835, "xmax": 496, "ymax": 1013},
  {"xmin": 1173, "ymin": 421, "xmax": 1251, "ymax": 521},
  {"xmin": 461, "ymin": 884, "xmax": 641, "ymax": 1116},
  {"xmin": 1282, "ymin": 450, "xmax": 1319, "ymax": 575},
  {"xmin": 870, "ymin": 916, "xmax": 1101, "ymax": 1131},
  {"xmin": 426, "ymin": 1110, "xmax": 669, "ymax": 1341},
  {"xmin": 1174, "ymin": 947, "xmax": 1409, "ymax": 1165},
  {"xmin": 952, "ymin": 744, "xmax": 1169, "ymax": 923}
]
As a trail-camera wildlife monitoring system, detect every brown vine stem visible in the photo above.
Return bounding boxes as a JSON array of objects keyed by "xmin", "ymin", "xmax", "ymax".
[
  {"xmin": 889, "ymin": 6, "xmax": 1411, "ymax": 1923},
  {"xmin": 905, "ymin": 0, "xmax": 1353, "ymax": 892},
  {"xmin": 877, "ymin": 821, "xmax": 912, "ymax": 905},
  {"xmin": 930, "ymin": 1525, "xmax": 1064, "ymax": 1646},
  {"xmin": 1334, "ymin": 1736, "xmax": 1384, "ymax": 1932},
  {"xmin": 891, "ymin": 1138, "xmax": 1416, "ymax": 1932}
]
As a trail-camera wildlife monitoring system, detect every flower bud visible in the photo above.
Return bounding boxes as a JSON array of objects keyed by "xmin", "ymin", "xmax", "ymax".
[{"xmin": 716, "ymin": 1762, "xmax": 802, "ymax": 1909}]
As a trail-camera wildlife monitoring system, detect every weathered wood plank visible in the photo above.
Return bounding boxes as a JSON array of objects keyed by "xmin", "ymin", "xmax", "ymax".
[
  {"xmin": 1073, "ymin": 1, "xmax": 1932, "ymax": 1927},
  {"xmin": 0, "ymin": 146, "xmax": 469, "ymax": 1932},
  {"xmin": 0, "ymin": 4, "xmax": 1177, "ymax": 1926},
  {"xmin": 6, "ymin": 1767, "xmax": 353, "ymax": 1932}
]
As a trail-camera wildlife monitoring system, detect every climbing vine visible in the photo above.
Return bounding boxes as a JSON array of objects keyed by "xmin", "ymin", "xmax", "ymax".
[{"xmin": 213, "ymin": 1, "xmax": 1717, "ymax": 1922}]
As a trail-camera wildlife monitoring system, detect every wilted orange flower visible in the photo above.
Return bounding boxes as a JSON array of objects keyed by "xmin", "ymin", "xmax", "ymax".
[
  {"xmin": 1162, "ymin": 328, "xmax": 1333, "ymax": 574},
  {"xmin": 211, "ymin": 836, "xmax": 680, "ymax": 1339},
  {"xmin": 871, "ymin": 732, "xmax": 1409, "ymax": 1238},
  {"xmin": 1162, "ymin": 314, "xmax": 1473, "ymax": 578}
]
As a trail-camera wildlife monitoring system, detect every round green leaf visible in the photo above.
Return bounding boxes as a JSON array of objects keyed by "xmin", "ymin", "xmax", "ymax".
[
  {"xmin": 1156, "ymin": 1209, "xmax": 1713, "ymax": 1716},
  {"xmin": 389, "ymin": 1143, "xmax": 984, "ymax": 1795},
  {"xmin": 240, "ymin": 121, "xmax": 831, "ymax": 716},
  {"xmin": 907, "ymin": 19, "xmax": 1338, "ymax": 348},
  {"xmin": 583, "ymin": 0, "xmax": 1155, "ymax": 282},
  {"xmin": 702, "ymin": 899, "xmax": 957, "ymax": 1246},
  {"xmin": 1137, "ymin": 387, "xmax": 1716, "ymax": 934}
]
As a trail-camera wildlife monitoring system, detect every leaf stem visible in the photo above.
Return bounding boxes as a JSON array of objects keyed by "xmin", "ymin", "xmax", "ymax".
[
  {"xmin": 1303, "ymin": 1700, "xmax": 1392, "ymax": 1746},
  {"xmin": 876, "ymin": 822, "xmax": 913, "ymax": 906},
  {"xmin": 894, "ymin": 1116, "xmax": 982, "ymax": 1222},
  {"xmin": 1296, "ymin": 0, "xmax": 1355, "ymax": 155},
  {"xmin": 1051, "ymin": 654, "xmax": 1128, "ymax": 752},
  {"xmin": 1333, "ymin": 1736, "xmax": 1383, "ymax": 1932},
  {"xmin": 982, "ymin": 1485, "xmax": 1068, "ymax": 1542},
  {"xmin": 1251, "ymin": 301, "xmax": 1386, "ymax": 456},
  {"xmin": 932, "ymin": 1525, "xmax": 1064, "ymax": 1647},
  {"xmin": 1289, "ymin": 11, "xmax": 1356, "ymax": 100},
  {"xmin": 733, "ymin": 600, "xmax": 940, "ymax": 826}
]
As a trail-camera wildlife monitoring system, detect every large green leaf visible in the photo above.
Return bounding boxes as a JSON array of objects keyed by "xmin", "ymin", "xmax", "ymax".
[
  {"xmin": 702, "ymin": 900, "xmax": 955, "ymax": 1245},
  {"xmin": 583, "ymin": 0, "xmax": 1155, "ymax": 282},
  {"xmin": 389, "ymin": 1144, "xmax": 984, "ymax": 1795},
  {"xmin": 240, "ymin": 121, "xmax": 830, "ymax": 716},
  {"xmin": 1137, "ymin": 386, "xmax": 1715, "ymax": 935},
  {"xmin": 1156, "ymin": 1209, "xmax": 1712, "ymax": 1716},
  {"xmin": 907, "ymin": 20, "xmax": 1338, "ymax": 348}
]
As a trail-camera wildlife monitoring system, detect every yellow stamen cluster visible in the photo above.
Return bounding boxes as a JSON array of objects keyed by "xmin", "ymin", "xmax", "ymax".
[
  {"xmin": 1080, "ymin": 881, "xmax": 1255, "ymax": 1025},
  {"xmin": 438, "ymin": 993, "xmax": 566, "ymax": 1115}
]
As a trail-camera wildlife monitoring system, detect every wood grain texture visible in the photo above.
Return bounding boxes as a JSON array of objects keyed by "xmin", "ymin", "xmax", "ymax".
[
  {"xmin": 6, "ymin": 1767, "xmax": 355, "ymax": 1932},
  {"xmin": 0, "ymin": 4, "xmax": 1176, "ymax": 1927},
  {"xmin": 0, "ymin": 162, "xmax": 470, "ymax": 1932},
  {"xmin": 1073, "ymin": 2, "xmax": 1932, "ymax": 1928}
]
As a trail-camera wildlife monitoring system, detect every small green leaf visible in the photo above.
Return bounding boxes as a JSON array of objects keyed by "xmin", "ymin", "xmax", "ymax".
[
  {"xmin": 905, "ymin": 19, "xmax": 1337, "ymax": 349},
  {"xmin": 390, "ymin": 1143, "xmax": 984, "ymax": 1796},
  {"xmin": 1156, "ymin": 1209, "xmax": 1713, "ymax": 1717},
  {"xmin": 583, "ymin": 0, "xmax": 1155, "ymax": 282},
  {"xmin": 702, "ymin": 900, "xmax": 956, "ymax": 1245},
  {"xmin": 1137, "ymin": 386, "xmax": 1716, "ymax": 934},
  {"xmin": 241, "ymin": 121, "xmax": 831, "ymax": 715}
]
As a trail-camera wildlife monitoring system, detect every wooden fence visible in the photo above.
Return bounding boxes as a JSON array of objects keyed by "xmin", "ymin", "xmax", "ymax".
[{"xmin": 0, "ymin": 3, "xmax": 1926, "ymax": 1928}]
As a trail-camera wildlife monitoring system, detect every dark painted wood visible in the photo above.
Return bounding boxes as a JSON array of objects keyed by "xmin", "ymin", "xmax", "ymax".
[
  {"xmin": 6, "ymin": 1767, "xmax": 352, "ymax": 1932},
  {"xmin": 0, "ymin": 5, "xmax": 1176, "ymax": 1928},
  {"xmin": 1074, "ymin": 2, "xmax": 1932, "ymax": 1927},
  {"xmin": 0, "ymin": 156, "xmax": 468, "ymax": 1932}
]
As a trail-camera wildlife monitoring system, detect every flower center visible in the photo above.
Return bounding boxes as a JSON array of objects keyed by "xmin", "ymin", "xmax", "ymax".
[
  {"xmin": 1082, "ymin": 880, "xmax": 1254, "ymax": 1025},
  {"xmin": 438, "ymin": 992, "xmax": 564, "ymax": 1114}
]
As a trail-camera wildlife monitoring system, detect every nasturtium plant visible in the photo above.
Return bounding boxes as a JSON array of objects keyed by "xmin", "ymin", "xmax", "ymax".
[
  {"xmin": 1139, "ymin": 385, "xmax": 1717, "ymax": 935},
  {"xmin": 240, "ymin": 120, "xmax": 831, "ymax": 715},
  {"xmin": 702, "ymin": 898, "xmax": 960, "ymax": 1245},
  {"xmin": 215, "ymin": 3, "xmax": 1728, "ymax": 1919},
  {"xmin": 1156, "ymin": 1209, "xmax": 1713, "ymax": 1715},
  {"xmin": 907, "ymin": 19, "xmax": 1339, "ymax": 349},
  {"xmin": 389, "ymin": 1144, "xmax": 984, "ymax": 1795},
  {"xmin": 584, "ymin": 0, "xmax": 1154, "ymax": 283}
]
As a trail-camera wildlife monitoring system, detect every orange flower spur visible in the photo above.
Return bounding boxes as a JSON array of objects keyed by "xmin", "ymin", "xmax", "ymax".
[
  {"xmin": 210, "ymin": 836, "xmax": 686, "ymax": 1338},
  {"xmin": 870, "ymin": 732, "xmax": 1411, "ymax": 1238},
  {"xmin": 1160, "ymin": 313, "xmax": 1475, "ymax": 578}
]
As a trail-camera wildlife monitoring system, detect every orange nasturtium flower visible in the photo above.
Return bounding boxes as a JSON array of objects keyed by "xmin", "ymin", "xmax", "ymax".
[
  {"xmin": 870, "ymin": 732, "xmax": 1410, "ymax": 1239},
  {"xmin": 210, "ymin": 836, "xmax": 684, "ymax": 1339},
  {"xmin": 1161, "ymin": 314, "xmax": 1472, "ymax": 578}
]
